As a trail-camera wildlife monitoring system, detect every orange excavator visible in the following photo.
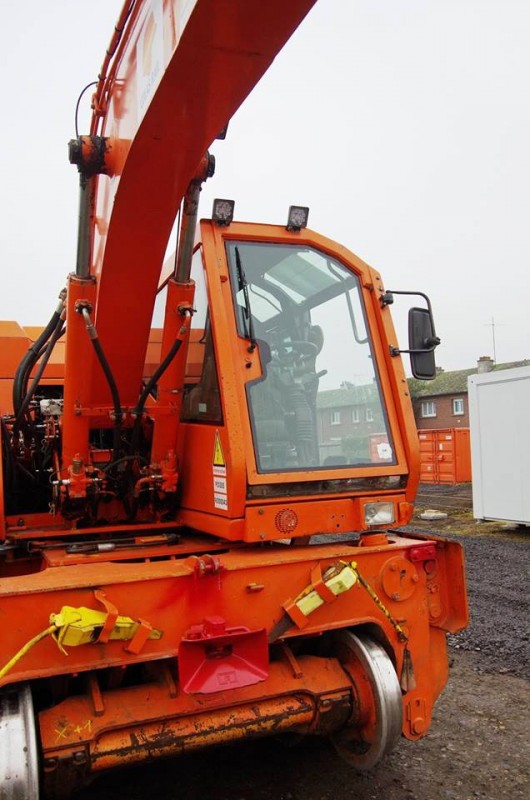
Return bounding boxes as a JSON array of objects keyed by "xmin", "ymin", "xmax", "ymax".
[{"xmin": 0, "ymin": 2, "xmax": 467, "ymax": 798}]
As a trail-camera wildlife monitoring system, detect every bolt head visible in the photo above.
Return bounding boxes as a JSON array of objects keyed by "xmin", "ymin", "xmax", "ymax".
[
  {"xmin": 68, "ymin": 138, "xmax": 82, "ymax": 165},
  {"xmin": 412, "ymin": 716, "xmax": 427, "ymax": 735}
]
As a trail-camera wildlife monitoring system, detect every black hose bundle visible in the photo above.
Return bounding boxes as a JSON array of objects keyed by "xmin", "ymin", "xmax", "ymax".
[
  {"xmin": 130, "ymin": 336, "xmax": 184, "ymax": 455},
  {"xmin": 91, "ymin": 336, "xmax": 122, "ymax": 461},
  {"xmin": 14, "ymin": 324, "xmax": 65, "ymax": 428},
  {"xmin": 12, "ymin": 304, "xmax": 63, "ymax": 417},
  {"xmin": 0, "ymin": 417, "xmax": 15, "ymax": 495},
  {"xmin": 79, "ymin": 307, "xmax": 123, "ymax": 462}
]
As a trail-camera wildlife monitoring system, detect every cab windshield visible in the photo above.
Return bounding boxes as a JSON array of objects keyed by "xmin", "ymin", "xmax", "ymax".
[{"xmin": 226, "ymin": 242, "xmax": 394, "ymax": 473}]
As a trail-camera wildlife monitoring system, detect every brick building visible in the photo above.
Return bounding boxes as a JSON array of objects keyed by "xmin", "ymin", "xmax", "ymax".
[
  {"xmin": 316, "ymin": 382, "xmax": 387, "ymax": 462},
  {"xmin": 314, "ymin": 358, "xmax": 530, "ymax": 456},
  {"xmin": 408, "ymin": 356, "xmax": 530, "ymax": 430}
]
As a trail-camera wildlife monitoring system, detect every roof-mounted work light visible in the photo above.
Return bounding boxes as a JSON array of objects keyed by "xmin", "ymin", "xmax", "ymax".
[
  {"xmin": 286, "ymin": 205, "xmax": 309, "ymax": 232},
  {"xmin": 212, "ymin": 198, "xmax": 235, "ymax": 226}
]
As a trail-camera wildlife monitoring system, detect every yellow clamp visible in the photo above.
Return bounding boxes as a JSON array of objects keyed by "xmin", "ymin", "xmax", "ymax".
[
  {"xmin": 293, "ymin": 560, "xmax": 358, "ymax": 617},
  {"xmin": 274, "ymin": 559, "xmax": 413, "ymax": 689},
  {"xmin": 50, "ymin": 606, "xmax": 163, "ymax": 654},
  {"xmin": 285, "ymin": 559, "xmax": 408, "ymax": 644},
  {"xmin": 282, "ymin": 560, "xmax": 358, "ymax": 630},
  {"xmin": 0, "ymin": 604, "xmax": 163, "ymax": 682}
]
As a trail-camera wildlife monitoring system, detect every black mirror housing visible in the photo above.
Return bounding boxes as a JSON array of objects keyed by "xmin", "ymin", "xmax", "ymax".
[
  {"xmin": 408, "ymin": 306, "xmax": 438, "ymax": 380},
  {"xmin": 385, "ymin": 290, "xmax": 440, "ymax": 380}
]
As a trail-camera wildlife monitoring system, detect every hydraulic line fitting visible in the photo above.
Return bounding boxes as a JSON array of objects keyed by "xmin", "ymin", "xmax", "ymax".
[
  {"xmin": 68, "ymin": 135, "xmax": 109, "ymax": 178},
  {"xmin": 134, "ymin": 451, "xmax": 178, "ymax": 496},
  {"xmin": 52, "ymin": 453, "xmax": 103, "ymax": 503}
]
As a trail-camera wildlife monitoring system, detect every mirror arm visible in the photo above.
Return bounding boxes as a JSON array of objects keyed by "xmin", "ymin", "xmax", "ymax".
[
  {"xmin": 384, "ymin": 289, "xmax": 438, "ymax": 335},
  {"xmin": 390, "ymin": 337, "xmax": 441, "ymax": 357},
  {"xmin": 385, "ymin": 289, "xmax": 440, "ymax": 359}
]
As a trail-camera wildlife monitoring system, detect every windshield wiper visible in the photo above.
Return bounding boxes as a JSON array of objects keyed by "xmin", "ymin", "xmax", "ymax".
[{"xmin": 235, "ymin": 246, "xmax": 257, "ymax": 352}]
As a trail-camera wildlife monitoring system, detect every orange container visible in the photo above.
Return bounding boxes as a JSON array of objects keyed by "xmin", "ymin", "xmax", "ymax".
[{"xmin": 418, "ymin": 428, "xmax": 471, "ymax": 484}]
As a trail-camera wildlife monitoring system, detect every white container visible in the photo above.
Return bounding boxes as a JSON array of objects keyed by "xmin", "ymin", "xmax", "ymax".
[{"xmin": 468, "ymin": 366, "xmax": 530, "ymax": 524}]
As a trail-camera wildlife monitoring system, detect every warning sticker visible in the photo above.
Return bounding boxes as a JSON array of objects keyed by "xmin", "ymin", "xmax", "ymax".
[
  {"xmin": 213, "ymin": 431, "xmax": 226, "ymax": 477},
  {"xmin": 213, "ymin": 430, "xmax": 227, "ymax": 508}
]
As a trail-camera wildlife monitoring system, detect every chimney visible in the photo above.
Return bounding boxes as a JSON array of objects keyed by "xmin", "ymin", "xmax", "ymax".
[{"xmin": 477, "ymin": 356, "xmax": 494, "ymax": 373}]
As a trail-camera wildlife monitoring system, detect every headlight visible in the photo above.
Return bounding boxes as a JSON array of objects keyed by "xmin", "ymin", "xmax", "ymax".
[
  {"xmin": 212, "ymin": 198, "xmax": 235, "ymax": 225},
  {"xmin": 364, "ymin": 501, "xmax": 395, "ymax": 526}
]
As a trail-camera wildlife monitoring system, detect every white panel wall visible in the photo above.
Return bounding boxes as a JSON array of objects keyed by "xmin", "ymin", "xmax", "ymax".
[{"xmin": 468, "ymin": 366, "xmax": 530, "ymax": 524}]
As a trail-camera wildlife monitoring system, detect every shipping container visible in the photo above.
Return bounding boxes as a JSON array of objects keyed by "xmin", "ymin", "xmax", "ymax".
[{"xmin": 418, "ymin": 428, "xmax": 472, "ymax": 484}]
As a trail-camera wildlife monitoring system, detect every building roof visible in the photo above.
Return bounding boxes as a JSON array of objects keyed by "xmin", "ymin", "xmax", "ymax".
[
  {"xmin": 408, "ymin": 359, "xmax": 530, "ymax": 398},
  {"xmin": 317, "ymin": 383, "xmax": 379, "ymax": 409}
]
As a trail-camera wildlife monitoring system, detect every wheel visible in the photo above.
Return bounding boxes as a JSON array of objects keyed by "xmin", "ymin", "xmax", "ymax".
[
  {"xmin": 331, "ymin": 631, "xmax": 402, "ymax": 770},
  {"xmin": 0, "ymin": 685, "xmax": 40, "ymax": 800}
]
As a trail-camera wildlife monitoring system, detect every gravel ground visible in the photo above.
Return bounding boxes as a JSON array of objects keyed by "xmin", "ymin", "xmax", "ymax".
[
  {"xmin": 411, "ymin": 483, "xmax": 529, "ymax": 678},
  {"xmin": 443, "ymin": 534, "xmax": 529, "ymax": 680},
  {"xmin": 78, "ymin": 495, "xmax": 529, "ymax": 800}
]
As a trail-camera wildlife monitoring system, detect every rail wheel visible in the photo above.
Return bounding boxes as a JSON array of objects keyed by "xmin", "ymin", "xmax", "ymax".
[
  {"xmin": 0, "ymin": 684, "xmax": 40, "ymax": 800},
  {"xmin": 331, "ymin": 631, "xmax": 402, "ymax": 770}
]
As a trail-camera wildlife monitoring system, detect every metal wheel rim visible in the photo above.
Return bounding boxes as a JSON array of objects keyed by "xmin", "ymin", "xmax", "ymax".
[
  {"xmin": 331, "ymin": 630, "xmax": 402, "ymax": 770},
  {"xmin": 0, "ymin": 684, "xmax": 40, "ymax": 800}
]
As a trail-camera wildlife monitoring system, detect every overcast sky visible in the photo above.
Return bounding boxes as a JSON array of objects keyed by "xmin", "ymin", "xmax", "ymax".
[{"xmin": 1, "ymin": 0, "xmax": 528, "ymax": 372}]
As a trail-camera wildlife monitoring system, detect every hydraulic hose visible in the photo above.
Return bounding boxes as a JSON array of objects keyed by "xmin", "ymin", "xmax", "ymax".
[
  {"xmin": 13, "ymin": 314, "xmax": 59, "ymax": 412},
  {"xmin": 13, "ymin": 294, "xmax": 65, "ymax": 415},
  {"xmin": 14, "ymin": 325, "xmax": 65, "ymax": 429},
  {"xmin": 13, "ymin": 343, "xmax": 47, "ymax": 416},
  {"xmin": 0, "ymin": 417, "xmax": 14, "ymax": 493},
  {"xmin": 80, "ymin": 308, "xmax": 122, "ymax": 462},
  {"xmin": 136, "ymin": 337, "xmax": 184, "ymax": 418},
  {"xmin": 130, "ymin": 334, "xmax": 185, "ymax": 455}
]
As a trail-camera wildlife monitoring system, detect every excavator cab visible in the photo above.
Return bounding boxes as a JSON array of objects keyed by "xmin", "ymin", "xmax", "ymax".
[
  {"xmin": 225, "ymin": 240, "xmax": 386, "ymax": 473},
  {"xmin": 176, "ymin": 218, "xmax": 426, "ymax": 542}
]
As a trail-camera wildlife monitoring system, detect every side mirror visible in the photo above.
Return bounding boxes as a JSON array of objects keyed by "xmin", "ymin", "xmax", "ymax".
[
  {"xmin": 408, "ymin": 306, "xmax": 439, "ymax": 380},
  {"xmin": 383, "ymin": 290, "xmax": 440, "ymax": 380}
]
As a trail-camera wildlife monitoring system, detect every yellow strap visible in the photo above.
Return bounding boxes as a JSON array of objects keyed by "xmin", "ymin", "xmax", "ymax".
[
  {"xmin": 0, "ymin": 625, "xmax": 58, "ymax": 681},
  {"xmin": 352, "ymin": 563, "xmax": 408, "ymax": 643}
]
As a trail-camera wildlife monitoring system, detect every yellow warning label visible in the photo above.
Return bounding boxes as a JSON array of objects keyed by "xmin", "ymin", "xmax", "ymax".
[{"xmin": 213, "ymin": 430, "xmax": 225, "ymax": 468}]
